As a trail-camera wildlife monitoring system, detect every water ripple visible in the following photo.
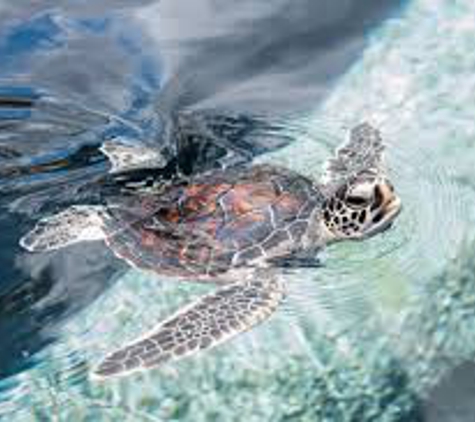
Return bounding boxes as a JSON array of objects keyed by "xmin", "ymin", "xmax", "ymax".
[{"xmin": 261, "ymin": 118, "xmax": 468, "ymax": 332}]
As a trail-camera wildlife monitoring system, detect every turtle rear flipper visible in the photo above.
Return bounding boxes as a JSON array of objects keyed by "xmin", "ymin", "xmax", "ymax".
[
  {"xmin": 100, "ymin": 140, "xmax": 167, "ymax": 174},
  {"xmin": 93, "ymin": 271, "xmax": 285, "ymax": 379},
  {"xmin": 20, "ymin": 205, "xmax": 106, "ymax": 252}
]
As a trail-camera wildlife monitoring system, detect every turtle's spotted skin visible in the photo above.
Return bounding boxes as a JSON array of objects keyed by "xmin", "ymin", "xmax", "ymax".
[
  {"xmin": 19, "ymin": 122, "xmax": 402, "ymax": 379},
  {"xmin": 106, "ymin": 165, "xmax": 324, "ymax": 278}
]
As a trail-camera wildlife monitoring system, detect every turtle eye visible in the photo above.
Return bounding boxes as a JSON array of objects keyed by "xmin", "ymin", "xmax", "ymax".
[
  {"xmin": 345, "ymin": 180, "xmax": 375, "ymax": 208},
  {"xmin": 345, "ymin": 195, "xmax": 370, "ymax": 208}
]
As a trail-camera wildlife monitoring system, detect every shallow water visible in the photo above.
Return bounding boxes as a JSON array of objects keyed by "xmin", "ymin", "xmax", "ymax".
[{"xmin": 1, "ymin": 0, "xmax": 475, "ymax": 421}]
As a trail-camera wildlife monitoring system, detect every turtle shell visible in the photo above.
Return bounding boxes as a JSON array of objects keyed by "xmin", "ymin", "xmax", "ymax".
[{"xmin": 104, "ymin": 165, "xmax": 324, "ymax": 278}]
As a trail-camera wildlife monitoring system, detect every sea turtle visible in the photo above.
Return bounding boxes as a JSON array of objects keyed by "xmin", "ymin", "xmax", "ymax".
[{"xmin": 19, "ymin": 122, "xmax": 402, "ymax": 379}]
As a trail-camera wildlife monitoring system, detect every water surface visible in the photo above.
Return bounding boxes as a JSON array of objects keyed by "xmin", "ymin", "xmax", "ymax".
[{"xmin": 3, "ymin": 0, "xmax": 475, "ymax": 421}]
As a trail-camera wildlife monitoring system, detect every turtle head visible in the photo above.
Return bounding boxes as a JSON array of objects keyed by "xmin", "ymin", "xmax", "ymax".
[{"xmin": 322, "ymin": 171, "xmax": 401, "ymax": 241}]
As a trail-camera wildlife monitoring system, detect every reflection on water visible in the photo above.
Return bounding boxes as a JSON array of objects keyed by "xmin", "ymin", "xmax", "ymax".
[
  {"xmin": 3, "ymin": 0, "xmax": 475, "ymax": 420},
  {"xmin": 145, "ymin": 0, "xmax": 405, "ymax": 114}
]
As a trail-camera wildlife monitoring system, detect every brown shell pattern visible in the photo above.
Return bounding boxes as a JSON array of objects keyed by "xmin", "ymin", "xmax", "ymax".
[{"xmin": 105, "ymin": 165, "xmax": 324, "ymax": 277}]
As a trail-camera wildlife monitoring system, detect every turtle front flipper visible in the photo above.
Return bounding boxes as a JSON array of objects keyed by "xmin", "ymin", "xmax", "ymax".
[
  {"xmin": 323, "ymin": 122, "xmax": 386, "ymax": 189},
  {"xmin": 20, "ymin": 205, "xmax": 106, "ymax": 252},
  {"xmin": 93, "ymin": 270, "xmax": 285, "ymax": 379}
]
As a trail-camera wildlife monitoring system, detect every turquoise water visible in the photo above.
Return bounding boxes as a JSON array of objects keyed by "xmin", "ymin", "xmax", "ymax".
[{"xmin": 2, "ymin": 0, "xmax": 475, "ymax": 421}]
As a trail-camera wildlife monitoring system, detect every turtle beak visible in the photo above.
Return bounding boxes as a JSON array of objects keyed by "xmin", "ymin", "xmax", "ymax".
[
  {"xmin": 364, "ymin": 183, "xmax": 402, "ymax": 237},
  {"xmin": 380, "ymin": 184, "xmax": 402, "ymax": 220}
]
